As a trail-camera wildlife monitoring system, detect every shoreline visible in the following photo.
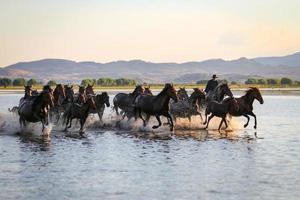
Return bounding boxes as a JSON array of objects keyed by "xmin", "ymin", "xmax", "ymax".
[{"xmin": 1, "ymin": 87, "xmax": 300, "ymax": 94}]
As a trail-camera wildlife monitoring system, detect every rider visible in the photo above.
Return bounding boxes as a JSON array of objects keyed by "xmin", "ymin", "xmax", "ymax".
[{"xmin": 205, "ymin": 74, "xmax": 219, "ymax": 95}]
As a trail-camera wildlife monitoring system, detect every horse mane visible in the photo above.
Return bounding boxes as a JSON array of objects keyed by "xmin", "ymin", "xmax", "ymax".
[
  {"xmin": 157, "ymin": 83, "xmax": 172, "ymax": 97},
  {"xmin": 245, "ymin": 87, "xmax": 259, "ymax": 96}
]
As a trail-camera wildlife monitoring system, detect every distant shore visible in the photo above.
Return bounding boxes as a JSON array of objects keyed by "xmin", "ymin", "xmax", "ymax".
[{"xmin": 1, "ymin": 85, "xmax": 300, "ymax": 94}]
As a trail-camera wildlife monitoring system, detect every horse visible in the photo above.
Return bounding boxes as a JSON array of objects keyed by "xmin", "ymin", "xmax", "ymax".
[
  {"xmin": 113, "ymin": 85, "xmax": 144, "ymax": 115},
  {"xmin": 51, "ymin": 84, "xmax": 66, "ymax": 119},
  {"xmin": 170, "ymin": 88, "xmax": 206, "ymax": 122},
  {"xmin": 75, "ymin": 86, "xmax": 87, "ymax": 104},
  {"xmin": 228, "ymin": 87, "xmax": 264, "ymax": 129},
  {"xmin": 177, "ymin": 87, "xmax": 189, "ymax": 100},
  {"xmin": 134, "ymin": 83, "xmax": 178, "ymax": 131},
  {"xmin": 203, "ymin": 97, "xmax": 239, "ymax": 131},
  {"xmin": 143, "ymin": 86, "xmax": 153, "ymax": 96},
  {"xmin": 64, "ymin": 85, "xmax": 74, "ymax": 103},
  {"xmin": 86, "ymin": 84, "xmax": 95, "ymax": 96},
  {"xmin": 89, "ymin": 92, "xmax": 110, "ymax": 122},
  {"xmin": 18, "ymin": 89, "xmax": 54, "ymax": 132},
  {"xmin": 206, "ymin": 83, "xmax": 233, "ymax": 103},
  {"xmin": 64, "ymin": 96, "xmax": 96, "ymax": 134}
]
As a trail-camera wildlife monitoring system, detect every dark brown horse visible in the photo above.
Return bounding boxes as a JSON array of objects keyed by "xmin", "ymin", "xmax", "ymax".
[
  {"xmin": 134, "ymin": 83, "xmax": 178, "ymax": 131},
  {"xmin": 18, "ymin": 89, "xmax": 54, "ymax": 132},
  {"xmin": 53, "ymin": 84, "xmax": 66, "ymax": 106},
  {"xmin": 177, "ymin": 87, "xmax": 189, "ymax": 100},
  {"xmin": 228, "ymin": 87, "xmax": 264, "ymax": 129},
  {"xmin": 113, "ymin": 85, "xmax": 144, "ymax": 115},
  {"xmin": 89, "ymin": 92, "xmax": 110, "ymax": 122},
  {"xmin": 203, "ymin": 97, "xmax": 239, "ymax": 131},
  {"xmin": 64, "ymin": 96, "xmax": 96, "ymax": 134},
  {"xmin": 143, "ymin": 86, "xmax": 153, "ymax": 96},
  {"xmin": 206, "ymin": 83, "xmax": 233, "ymax": 102},
  {"xmin": 170, "ymin": 88, "xmax": 206, "ymax": 122},
  {"xmin": 86, "ymin": 84, "xmax": 95, "ymax": 95}
]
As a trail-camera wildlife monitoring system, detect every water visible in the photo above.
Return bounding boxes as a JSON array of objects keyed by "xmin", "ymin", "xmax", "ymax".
[{"xmin": 1, "ymin": 92, "xmax": 300, "ymax": 200}]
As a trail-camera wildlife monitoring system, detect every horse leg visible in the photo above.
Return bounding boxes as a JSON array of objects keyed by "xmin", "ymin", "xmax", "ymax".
[
  {"xmin": 68, "ymin": 118, "xmax": 73, "ymax": 128},
  {"xmin": 218, "ymin": 118, "xmax": 224, "ymax": 130},
  {"xmin": 188, "ymin": 115, "xmax": 192, "ymax": 123},
  {"xmin": 199, "ymin": 113, "xmax": 203, "ymax": 122},
  {"xmin": 203, "ymin": 108, "xmax": 209, "ymax": 125},
  {"xmin": 205, "ymin": 114, "xmax": 214, "ymax": 129},
  {"xmin": 138, "ymin": 108, "xmax": 146, "ymax": 126},
  {"xmin": 64, "ymin": 117, "xmax": 70, "ymax": 131},
  {"xmin": 165, "ymin": 112, "xmax": 174, "ymax": 131},
  {"xmin": 152, "ymin": 115, "xmax": 162, "ymax": 129},
  {"xmin": 114, "ymin": 103, "xmax": 119, "ymax": 115},
  {"xmin": 243, "ymin": 114, "xmax": 250, "ymax": 128},
  {"xmin": 248, "ymin": 112, "xmax": 257, "ymax": 129}
]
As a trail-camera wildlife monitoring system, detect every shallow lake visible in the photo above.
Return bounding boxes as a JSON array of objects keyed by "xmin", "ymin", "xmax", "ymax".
[{"xmin": 0, "ymin": 91, "xmax": 300, "ymax": 200}]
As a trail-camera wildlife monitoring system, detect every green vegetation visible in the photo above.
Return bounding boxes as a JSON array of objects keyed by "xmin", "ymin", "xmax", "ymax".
[{"xmin": 0, "ymin": 76, "xmax": 300, "ymax": 90}]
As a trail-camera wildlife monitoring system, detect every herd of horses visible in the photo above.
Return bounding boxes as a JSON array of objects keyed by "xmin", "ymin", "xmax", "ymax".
[{"xmin": 11, "ymin": 82, "xmax": 264, "ymax": 135}]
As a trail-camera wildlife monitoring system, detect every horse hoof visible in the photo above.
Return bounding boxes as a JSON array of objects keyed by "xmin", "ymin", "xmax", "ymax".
[
  {"xmin": 170, "ymin": 127, "xmax": 174, "ymax": 131},
  {"xmin": 152, "ymin": 126, "xmax": 158, "ymax": 129},
  {"xmin": 254, "ymin": 126, "xmax": 257, "ymax": 129},
  {"xmin": 244, "ymin": 124, "xmax": 248, "ymax": 128}
]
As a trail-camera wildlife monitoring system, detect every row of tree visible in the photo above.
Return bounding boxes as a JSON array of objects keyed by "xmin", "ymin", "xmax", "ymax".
[
  {"xmin": 81, "ymin": 78, "xmax": 137, "ymax": 86},
  {"xmin": 0, "ymin": 78, "xmax": 42, "ymax": 87},
  {"xmin": 244, "ymin": 77, "xmax": 298, "ymax": 85}
]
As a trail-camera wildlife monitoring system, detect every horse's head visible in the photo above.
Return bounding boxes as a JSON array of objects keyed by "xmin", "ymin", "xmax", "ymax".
[
  {"xmin": 79, "ymin": 86, "xmax": 86, "ymax": 94},
  {"xmin": 87, "ymin": 95, "xmax": 96, "ymax": 109},
  {"xmin": 24, "ymin": 85, "xmax": 32, "ymax": 96},
  {"xmin": 165, "ymin": 83, "xmax": 178, "ymax": 102},
  {"xmin": 65, "ymin": 85, "xmax": 74, "ymax": 102},
  {"xmin": 219, "ymin": 83, "xmax": 233, "ymax": 98},
  {"xmin": 133, "ymin": 85, "xmax": 144, "ymax": 96},
  {"xmin": 144, "ymin": 87, "xmax": 153, "ymax": 95},
  {"xmin": 43, "ymin": 85, "xmax": 53, "ymax": 94},
  {"xmin": 101, "ymin": 92, "xmax": 110, "ymax": 107},
  {"xmin": 55, "ymin": 84, "xmax": 66, "ymax": 99},
  {"xmin": 248, "ymin": 87, "xmax": 264, "ymax": 104},
  {"xmin": 42, "ymin": 90, "xmax": 55, "ymax": 108},
  {"xmin": 191, "ymin": 88, "xmax": 206, "ymax": 103},
  {"xmin": 177, "ymin": 87, "xmax": 188, "ymax": 100},
  {"xmin": 86, "ymin": 84, "xmax": 95, "ymax": 95}
]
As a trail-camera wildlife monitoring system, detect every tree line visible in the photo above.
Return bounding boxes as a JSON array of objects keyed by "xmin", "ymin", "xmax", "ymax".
[
  {"xmin": 0, "ymin": 77, "xmax": 137, "ymax": 87},
  {"xmin": 196, "ymin": 77, "xmax": 300, "ymax": 86}
]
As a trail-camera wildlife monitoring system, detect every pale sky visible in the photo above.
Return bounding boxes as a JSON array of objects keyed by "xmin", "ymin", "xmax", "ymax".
[{"xmin": 1, "ymin": 0, "xmax": 300, "ymax": 66}]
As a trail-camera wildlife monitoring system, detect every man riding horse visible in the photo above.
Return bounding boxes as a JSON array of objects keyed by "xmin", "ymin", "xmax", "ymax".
[{"xmin": 205, "ymin": 74, "xmax": 219, "ymax": 96}]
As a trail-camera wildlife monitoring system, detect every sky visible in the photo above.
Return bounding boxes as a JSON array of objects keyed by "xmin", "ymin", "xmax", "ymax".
[{"xmin": 0, "ymin": 0, "xmax": 300, "ymax": 67}]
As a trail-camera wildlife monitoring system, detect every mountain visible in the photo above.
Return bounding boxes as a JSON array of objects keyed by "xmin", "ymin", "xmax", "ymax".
[
  {"xmin": 1, "ymin": 52, "xmax": 300, "ymax": 83},
  {"xmin": 254, "ymin": 52, "xmax": 300, "ymax": 67}
]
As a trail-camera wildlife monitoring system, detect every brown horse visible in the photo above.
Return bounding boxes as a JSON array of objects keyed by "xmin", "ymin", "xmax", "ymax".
[
  {"xmin": 113, "ymin": 85, "xmax": 144, "ymax": 115},
  {"xmin": 134, "ymin": 83, "xmax": 178, "ymax": 131},
  {"xmin": 86, "ymin": 84, "xmax": 95, "ymax": 95},
  {"xmin": 18, "ymin": 89, "xmax": 54, "ymax": 132},
  {"xmin": 177, "ymin": 87, "xmax": 189, "ymax": 100},
  {"xmin": 143, "ymin": 86, "xmax": 153, "ymax": 96},
  {"xmin": 228, "ymin": 87, "xmax": 264, "ymax": 129},
  {"xmin": 89, "ymin": 92, "xmax": 110, "ymax": 122},
  {"xmin": 170, "ymin": 88, "xmax": 206, "ymax": 122},
  {"xmin": 203, "ymin": 97, "xmax": 239, "ymax": 131},
  {"xmin": 206, "ymin": 83, "xmax": 233, "ymax": 102},
  {"xmin": 64, "ymin": 96, "xmax": 96, "ymax": 134},
  {"xmin": 53, "ymin": 84, "xmax": 66, "ymax": 106}
]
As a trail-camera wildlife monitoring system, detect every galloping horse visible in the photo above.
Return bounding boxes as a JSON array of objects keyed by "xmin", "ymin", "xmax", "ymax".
[
  {"xmin": 89, "ymin": 92, "xmax": 110, "ymax": 122},
  {"xmin": 18, "ymin": 88, "xmax": 54, "ymax": 132},
  {"xmin": 86, "ymin": 84, "xmax": 95, "ymax": 96},
  {"xmin": 64, "ymin": 96, "xmax": 96, "ymax": 134},
  {"xmin": 50, "ymin": 84, "xmax": 66, "ymax": 122},
  {"xmin": 134, "ymin": 83, "xmax": 178, "ymax": 131},
  {"xmin": 206, "ymin": 83, "xmax": 233, "ymax": 103},
  {"xmin": 177, "ymin": 87, "xmax": 189, "ymax": 100},
  {"xmin": 203, "ymin": 97, "xmax": 239, "ymax": 131},
  {"xmin": 113, "ymin": 85, "xmax": 144, "ymax": 116},
  {"xmin": 64, "ymin": 85, "xmax": 74, "ymax": 103},
  {"xmin": 170, "ymin": 88, "xmax": 206, "ymax": 122},
  {"xmin": 228, "ymin": 87, "xmax": 264, "ymax": 129}
]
